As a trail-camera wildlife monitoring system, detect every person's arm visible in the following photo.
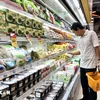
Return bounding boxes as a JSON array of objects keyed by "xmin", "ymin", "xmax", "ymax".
[
  {"xmin": 69, "ymin": 51, "xmax": 80, "ymax": 56},
  {"xmin": 96, "ymin": 46, "xmax": 100, "ymax": 72},
  {"xmin": 91, "ymin": 31, "xmax": 100, "ymax": 71},
  {"xmin": 95, "ymin": 46, "xmax": 100, "ymax": 59},
  {"xmin": 91, "ymin": 31, "xmax": 100, "ymax": 59}
]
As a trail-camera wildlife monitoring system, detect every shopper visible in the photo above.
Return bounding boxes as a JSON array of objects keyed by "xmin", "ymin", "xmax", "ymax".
[{"xmin": 69, "ymin": 22, "xmax": 100, "ymax": 100}]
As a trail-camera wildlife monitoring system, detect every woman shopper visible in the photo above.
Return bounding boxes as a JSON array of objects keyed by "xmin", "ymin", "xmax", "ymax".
[{"xmin": 69, "ymin": 22, "xmax": 100, "ymax": 100}]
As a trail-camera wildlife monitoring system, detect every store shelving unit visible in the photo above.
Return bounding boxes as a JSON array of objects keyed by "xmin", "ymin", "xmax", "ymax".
[
  {"xmin": 0, "ymin": 1, "xmax": 79, "ymax": 100},
  {"xmin": 0, "ymin": 1, "xmax": 74, "ymax": 36},
  {"xmin": 0, "ymin": 36, "xmax": 75, "ymax": 43},
  {"xmin": 61, "ymin": 69, "xmax": 80, "ymax": 100},
  {"xmin": 0, "ymin": 50, "xmax": 67, "ymax": 80},
  {"xmin": 16, "ymin": 59, "xmax": 72, "ymax": 100}
]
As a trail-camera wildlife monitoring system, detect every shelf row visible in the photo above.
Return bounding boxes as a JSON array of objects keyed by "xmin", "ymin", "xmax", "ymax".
[
  {"xmin": 0, "ymin": 0, "xmax": 73, "ymax": 35},
  {"xmin": 0, "ymin": 50, "xmax": 67, "ymax": 80},
  {"xmin": 16, "ymin": 61, "xmax": 79, "ymax": 100},
  {"xmin": 0, "ymin": 36, "xmax": 75, "ymax": 43},
  {"xmin": 16, "ymin": 60, "xmax": 71, "ymax": 100},
  {"xmin": 61, "ymin": 69, "xmax": 80, "ymax": 100}
]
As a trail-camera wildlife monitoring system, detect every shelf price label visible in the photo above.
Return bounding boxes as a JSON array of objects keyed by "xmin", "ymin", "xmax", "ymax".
[
  {"xmin": 25, "ymin": 34, "xmax": 32, "ymax": 45},
  {"xmin": 10, "ymin": 33, "xmax": 18, "ymax": 48},
  {"xmin": 38, "ymin": 36, "xmax": 42, "ymax": 45}
]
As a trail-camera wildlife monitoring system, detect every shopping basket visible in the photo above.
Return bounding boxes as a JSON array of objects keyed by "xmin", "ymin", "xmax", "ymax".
[{"xmin": 86, "ymin": 72, "xmax": 100, "ymax": 92}]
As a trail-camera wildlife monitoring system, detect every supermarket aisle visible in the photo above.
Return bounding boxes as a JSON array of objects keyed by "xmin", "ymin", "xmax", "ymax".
[{"xmin": 73, "ymin": 81, "xmax": 100, "ymax": 100}]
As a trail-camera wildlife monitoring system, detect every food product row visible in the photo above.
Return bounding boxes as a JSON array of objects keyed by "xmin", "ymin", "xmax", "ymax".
[
  {"xmin": 0, "ymin": 58, "xmax": 79, "ymax": 100},
  {"xmin": 0, "ymin": 6, "xmax": 72, "ymax": 40},
  {"xmin": 9, "ymin": 0, "xmax": 69, "ymax": 29},
  {"xmin": 0, "ymin": 42, "xmax": 75, "ymax": 73},
  {"xmin": 25, "ymin": 80, "xmax": 64, "ymax": 100}
]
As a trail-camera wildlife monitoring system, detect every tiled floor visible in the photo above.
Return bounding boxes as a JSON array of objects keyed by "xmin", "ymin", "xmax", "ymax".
[{"xmin": 73, "ymin": 81, "xmax": 100, "ymax": 100}]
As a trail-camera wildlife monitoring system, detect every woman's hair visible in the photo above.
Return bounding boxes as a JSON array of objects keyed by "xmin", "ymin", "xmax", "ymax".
[{"xmin": 71, "ymin": 22, "xmax": 84, "ymax": 31}]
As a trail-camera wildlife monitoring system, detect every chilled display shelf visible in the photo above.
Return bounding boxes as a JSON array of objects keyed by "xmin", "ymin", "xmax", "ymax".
[
  {"xmin": 37, "ymin": 0, "xmax": 71, "ymax": 26},
  {"xmin": 0, "ymin": 1, "xmax": 74, "ymax": 35},
  {"xmin": 0, "ymin": 50, "xmax": 67, "ymax": 80},
  {"xmin": 0, "ymin": 1, "xmax": 35, "ymax": 20},
  {"xmin": 0, "ymin": 36, "xmax": 44, "ymax": 42},
  {"xmin": 47, "ymin": 38, "xmax": 75, "ymax": 43},
  {"xmin": 61, "ymin": 69, "xmax": 80, "ymax": 100},
  {"xmin": 0, "ymin": 36, "xmax": 75, "ymax": 43},
  {"xmin": 16, "ymin": 60, "xmax": 69, "ymax": 100},
  {"xmin": 16, "ymin": 68, "xmax": 55, "ymax": 100},
  {"xmin": 38, "ymin": 17, "xmax": 74, "ymax": 36}
]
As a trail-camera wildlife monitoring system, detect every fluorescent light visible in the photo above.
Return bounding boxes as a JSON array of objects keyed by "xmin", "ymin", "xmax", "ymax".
[
  {"xmin": 65, "ymin": 0, "xmax": 87, "ymax": 25},
  {"xmin": 43, "ymin": 0, "xmax": 76, "ymax": 24},
  {"xmin": 54, "ymin": 0, "xmax": 76, "ymax": 22},
  {"xmin": 72, "ymin": 0, "xmax": 86, "ymax": 25}
]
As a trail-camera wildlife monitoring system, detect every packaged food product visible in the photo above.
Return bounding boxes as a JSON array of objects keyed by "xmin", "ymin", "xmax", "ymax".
[
  {"xmin": 35, "ymin": 88, "xmax": 45, "ymax": 99},
  {"xmin": 2, "ymin": 79, "xmax": 17, "ymax": 92},
  {"xmin": 0, "ymin": 84, "xmax": 10, "ymax": 99}
]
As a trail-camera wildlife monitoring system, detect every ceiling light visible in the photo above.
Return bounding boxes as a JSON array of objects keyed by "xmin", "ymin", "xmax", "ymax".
[{"xmin": 65, "ymin": 0, "xmax": 87, "ymax": 25}]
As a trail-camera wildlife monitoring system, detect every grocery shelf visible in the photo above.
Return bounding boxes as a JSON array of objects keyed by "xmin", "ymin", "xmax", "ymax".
[
  {"xmin": 0, "ymin": 1, "xmax": 35, "ymax": 20},
  {"xmin": 36, "ymin": 0, "xmax": 71, "ymax": 26},
  {"xmin": 16, "ymin": 61, "xmax": 69, "ymax": 100},
  {"xmin": 0, "ymin": 50, "xmax": 67, "ymax": 80},
  {"xmin": 39, "ymin": 17, "xmax": 73, "ymax": 34},
  {"xmin": 0, "ymin": 36, "xmax": 75, "ymax": 43},
  {"xmin": 61, "ymin": 69, "xmax": 80, "ymax": 100},
  {"xmin": 0, "ymin": 36, "xmax": 28, "ymax": 42},
  {"xmin": 0, "ymin": 1, "xmax": 74, "ymax": 35},
  {"xmin": 46, "ymin": 38, "xmax": 75, "ymax": 43},
  {"xmin": 16, "ymin": 68, "xmax": 55, "ymax": 100}
]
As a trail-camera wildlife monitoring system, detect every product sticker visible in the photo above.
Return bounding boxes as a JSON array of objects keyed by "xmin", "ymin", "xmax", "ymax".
[
  {"xmin": 36, "ymin": 92, "xmax": 40, "ymax": 98},
  {"xmin": 25, "ymin": 34, "xmax": 32, "ymax": 45},
  {"xmin": 38, "ymin": 36, "xmax": 42, "ymax": 45},
  {"xmin": 25, "ymin": 79, "xmax": 28, "ymax": 83},
  {"xmin": 25, "ymin": 87, "xmax": 28, "ymax": 91},
  {"xmin": 19, "ymin": 83, "xmax": 23, "ymax": 87},
  {"xmin": 11, "ymin": 87, "xmax": 15, "ymax": 92},
  {"xmin": 10, "ymin": 33, "xmax": 18, "ymax": 48},
  {"xmin": 30, "ymin": 83, "xmax": 33, "ymax": 87}
]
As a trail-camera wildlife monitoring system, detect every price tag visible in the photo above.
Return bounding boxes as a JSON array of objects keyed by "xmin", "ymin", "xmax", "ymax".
[
  {"xmin": 25, "ymin": 34, "xmax": 32, "ymax": 45},
  {"xmin": 38, "ymin": 36, "xmax": 42, "ymax": 45},
  {"xmin": 10, "ymin": 33, "xmax": 18, "ymax": 48}
]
